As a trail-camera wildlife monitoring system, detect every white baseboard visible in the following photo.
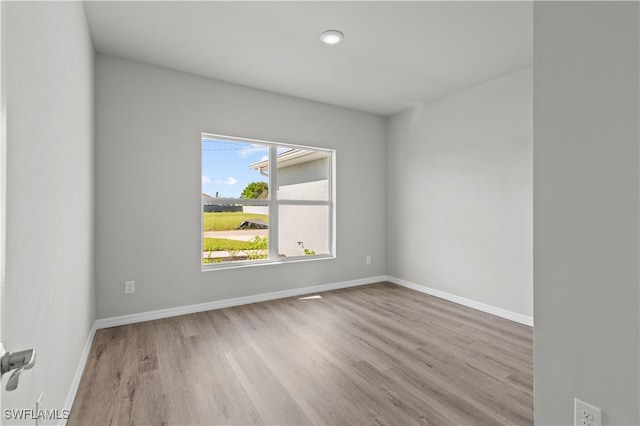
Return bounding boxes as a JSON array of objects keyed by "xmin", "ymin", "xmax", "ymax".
[
  {"xmin": 386, "ymin": 275, "xmax": 533, "ymax": 327},
  {"xmin": 95, "ymin": 275, "xmax": 387, "ymax": 329},
  {"xmin": 59, "ymin": 321, "xmax": 97, "ymax": 426}
]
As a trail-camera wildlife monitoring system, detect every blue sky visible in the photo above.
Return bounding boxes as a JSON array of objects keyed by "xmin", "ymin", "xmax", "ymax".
[{"xmin": 202, "ymin": 138, "xmax": 268, "ymax": 198}]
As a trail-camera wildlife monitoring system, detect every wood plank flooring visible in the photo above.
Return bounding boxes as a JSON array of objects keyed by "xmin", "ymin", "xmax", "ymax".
[{"xmin": 68, "ymin": 282, "xmax": 533, "ymax": 425}]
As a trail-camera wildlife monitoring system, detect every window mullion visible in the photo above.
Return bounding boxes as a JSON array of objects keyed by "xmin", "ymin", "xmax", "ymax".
[{"xmin": 268, "ymin": 144, "xmax": 278, "ymax": 260}]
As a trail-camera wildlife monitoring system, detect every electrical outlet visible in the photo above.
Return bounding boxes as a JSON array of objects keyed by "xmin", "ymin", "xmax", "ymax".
[
  {"xmin": 124, "ymin": 280, "xmax": 135, "ymax": 294},
  {"xmin": 575, "ymin": 398, "xmax": 601, "ymax": 426},
  {"xmin": 366, "ymin": 256, "xmax": 371, "ymax": 265}
]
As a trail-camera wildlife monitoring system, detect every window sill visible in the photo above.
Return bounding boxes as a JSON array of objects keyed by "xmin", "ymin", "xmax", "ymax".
[{"xmin": 201, "ymin": 254, "xmax": 335, "ymax": 272}]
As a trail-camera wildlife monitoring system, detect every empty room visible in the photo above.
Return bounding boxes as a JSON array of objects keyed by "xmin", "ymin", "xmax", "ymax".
[{"xmin": 2, "ymin": 1, "xmax": 639, "ymax": 425}]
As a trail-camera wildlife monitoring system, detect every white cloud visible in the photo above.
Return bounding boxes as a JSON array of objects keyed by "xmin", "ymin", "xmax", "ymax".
[
  {"xmin": 202, "ymin": 175, "xmax": 211, "ymax": 184},
  {"xmin": 260, "ymin": 155, "xmax": 269, "ymax": 162},
  {"xmin": 215, "ymin": 176, "xmax": 237, "ymax": 185}
]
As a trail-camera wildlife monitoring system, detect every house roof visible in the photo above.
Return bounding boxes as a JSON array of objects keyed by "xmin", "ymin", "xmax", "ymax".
[
  {"xmin": 249, "ymin": 149, "xmax": 328, "ymax": 174},
  {"xmin": 202, "ymin": 193, "xmax": 216, "ymax": 204}
]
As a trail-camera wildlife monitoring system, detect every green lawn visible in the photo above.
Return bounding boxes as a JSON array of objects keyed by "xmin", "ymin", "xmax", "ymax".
[
  {"xmin": 203, "ymin": 237, "xmax": 252, "ymax": 251},
  {"xmin": 203, "ymin": 212, "xmax": 268, "ymax": 232}
]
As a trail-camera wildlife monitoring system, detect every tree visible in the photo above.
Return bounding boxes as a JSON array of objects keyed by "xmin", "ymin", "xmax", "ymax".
[{"xmin": 241, "ymin": 181, "xmax": 268, "ymax": 199}]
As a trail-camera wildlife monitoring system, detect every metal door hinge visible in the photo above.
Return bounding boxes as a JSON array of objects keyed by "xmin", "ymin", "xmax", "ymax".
[{"xmin": 0, "ymin": 343, "xmax": 36, "ymax": 391}]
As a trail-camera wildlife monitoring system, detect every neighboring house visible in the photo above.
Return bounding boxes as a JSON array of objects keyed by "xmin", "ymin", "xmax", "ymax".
[
  {"xmin": 248, "ymin": 149, "xmax": 330, "ymax": 257},
  {"xmin": 202, "ymin": 192, "xmax": 242, "ymax": 213},
  {"xmin": 202, "ymin": 192, "xmax": 215, "ymax": 205}
]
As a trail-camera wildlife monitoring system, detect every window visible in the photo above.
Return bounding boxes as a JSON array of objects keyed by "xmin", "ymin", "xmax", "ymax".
[{"xmin": 201, "ymin": 133, "xmax": 335, "ymax": 268}]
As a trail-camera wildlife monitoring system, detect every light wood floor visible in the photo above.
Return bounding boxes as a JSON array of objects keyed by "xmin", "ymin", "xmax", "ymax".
[{"xmin": 69, "ymin": 282, "xmax": 533, "ymax": 425}]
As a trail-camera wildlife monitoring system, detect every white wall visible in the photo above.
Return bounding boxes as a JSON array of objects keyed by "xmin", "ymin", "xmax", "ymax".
[
  {"xmin": 278, "ymin": 159, "xmax": 330, "ymax": 257},
  {"xmin": 533, "ymin": 2, "xmax": 640, "ymax": 424},
  {"xmin": 278, "ymin": 204, "xmax": 329, "ymax": 257},
  {"xmin": 95, "ymin": 55, "xmax": 386, "ymax": 319},
  {"xmin": 278, "ymin": 157, "xmax": 329, "ymax": 187},
  {"xmin": 4, "ymin": 1, "xmax": 95, "ymax": 421},
  {"xmin": 386, "ymin": 68, "xmax": 533, "ymax": 319}
]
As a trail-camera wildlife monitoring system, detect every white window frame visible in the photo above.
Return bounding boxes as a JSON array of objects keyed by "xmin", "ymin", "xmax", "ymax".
[{"xmin": 201, "ymin": 133, "xmax": 336, "ymax": 270}]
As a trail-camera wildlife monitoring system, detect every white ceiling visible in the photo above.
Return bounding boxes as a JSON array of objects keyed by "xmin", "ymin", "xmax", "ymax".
[{"xmin": 83, "ymin": 1, "xmax": 533, "ymax": 117}]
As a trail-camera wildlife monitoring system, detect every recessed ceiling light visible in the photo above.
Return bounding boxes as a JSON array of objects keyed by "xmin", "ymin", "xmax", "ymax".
[{"xmin": 320, "ymin": 30, "xmax": 344, "ymax": 45}]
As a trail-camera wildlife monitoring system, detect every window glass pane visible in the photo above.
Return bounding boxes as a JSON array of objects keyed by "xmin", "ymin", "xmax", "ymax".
[
  {"xmin": 278, "ymin": 205, "xmax": 329, "ymax": 257},
  {"xmin": 202, "ymin": 134, "xmax": 334, "ymax": 268},
  {"xmin": 202, "ymin": 138, "xmax": 269, "ymax": 199},
  {"xmin": 202, "ymin": 206, "xmax": 268, "ymax": 264},
  {"xmin": 276, "ymin": 149, "xmax": 330, "ymax": 201}
]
